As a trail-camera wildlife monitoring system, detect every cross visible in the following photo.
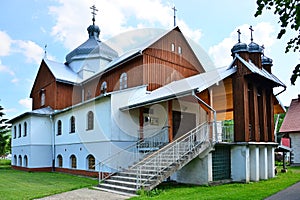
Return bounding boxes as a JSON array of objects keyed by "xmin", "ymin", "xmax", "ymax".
[
  {"xmin": 249, "ymin": 25, "xmax": 254, "ymax": 42},
  {"xmin": 90, "ymin": 5, "xmax": 98, "ymax": 25},
  {"xmin": 237, "ymin": 29, "xmax": 241, "ymax": 43},
  {"xmin": 44, "ymin": 44, "xmax": 47, "ymax": 58},
  {"xmin": 172, "ymin": 6, "xmax": 177, "ymax": 27}
]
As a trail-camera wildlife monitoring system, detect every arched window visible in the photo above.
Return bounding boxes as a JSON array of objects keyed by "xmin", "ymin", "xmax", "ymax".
[
  {"xmin": 120, "ymin": 72, "xmax": 127, "ymax": 90},
  {"xmin": 100, "ymin": 81, "xmax": 107, "ymax": 94},
  {"xmin": 13, "ymin": 126, "xmax": 16, "ymax": 139},
  {"xmin": 70, "ymin": 155, "xmax": 76, "ymax": 168},
  {"xmin": 171, "ymin": 43, "xmax": 175, "ymax": 52},
  {"xmin": 70, "ymin": 116, "xmax": 75, "ymax": 133},
  {"xmin": 57, "ymin": 120, "xmax": 62, "ymax": 135},
  {"xmin": 87, "ymin": 90, "xmax": 92, "ymax": 100},
  {"xmin": 87, "ymin": 154, "xmax": 95, "ymax": 170},
  {"xmin": 18, "ymin": 155, "xmax": 22, "ymax": 166},
  {"xmin": 24, "ymin": 155, "xmax": 28, "ymax": 167},
  {"xmin": 87, "ymin": 111, "xmax": 94, "ymax": 130},
  {"xmin": 178, "ymin": 46, "xmax": 182, "ymax": 54},
  {"xmin": 13, "ymin": 155, "xmax": 17, "ymax": 165},
  {"xmin": 41, "ymin": 90, "xmax": 45, "ymax": 106},
  {"xmin": 23, "ymin": 122, "xmax": 27, "ymax": 137},
  {"xmin": 18, "ymin": 124, "xmax": 21, "ymax": 138},
  {"xmin": 57, "ymin": 155, "xmax": 63, "ymax": 167}
]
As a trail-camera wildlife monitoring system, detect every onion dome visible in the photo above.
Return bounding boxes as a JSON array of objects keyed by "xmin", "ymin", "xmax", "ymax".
[
  {"xmin": 231, "ymin": 42, "xmax": 248, "ymax": 54},
  {"xmin": 248, "ymin": 42, "xmax": 263, "ymax": 53},
  {"xmin": 262, "ymin": 55, "xmax": 273, "ymax": 66}
]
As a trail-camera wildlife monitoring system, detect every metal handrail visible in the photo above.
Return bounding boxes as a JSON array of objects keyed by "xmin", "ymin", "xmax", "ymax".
[
  {"xmin": 134, "ymin": 122, "xmax": 212, "ymax": 189},
  {"xmin": 97, "ymin": 126, "xmax": 169, "ymax": 182}
]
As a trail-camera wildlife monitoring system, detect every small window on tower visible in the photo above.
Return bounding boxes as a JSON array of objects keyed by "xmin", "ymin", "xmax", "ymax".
[
  {"xmin": 171, "ymin": 43, "xmax": 175, "ymax": 52},
  {"xmin": 178, "ymin": 46, "xmax": 182, "ymax": 54},
  {"xmin": 100, "ymin": 81, "xmax": 107, "ymax": 94},
  {"xmin": 40, "ymin": 89, "xmax": 45, "ymax": 106},
  {"xmin": 120, "ymin": 73, "xmax": 127, "ymax": 90}
]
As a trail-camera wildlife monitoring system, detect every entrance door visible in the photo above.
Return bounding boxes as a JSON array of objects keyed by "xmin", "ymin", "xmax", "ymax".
[{"xmin": 172, "ymin": 111, "xmax": 196, "ymax": 140}]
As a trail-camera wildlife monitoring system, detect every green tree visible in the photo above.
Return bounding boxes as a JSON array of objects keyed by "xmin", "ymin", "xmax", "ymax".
[
  {"xmin": 0, "ymin": 105, "xmax": 10, "ymax": 156},
  {"xmin": 254, "ymin": 0, "xmax": 300, "ymax": 85}
]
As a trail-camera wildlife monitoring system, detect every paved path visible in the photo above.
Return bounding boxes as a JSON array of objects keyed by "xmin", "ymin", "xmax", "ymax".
[
  {"xmin": 265, "ymin": 182, "xmax": 300, "ymax": 200},
  {"xmin": 37, "ymin": 188, "xmax": 132, "ymax": 200}
]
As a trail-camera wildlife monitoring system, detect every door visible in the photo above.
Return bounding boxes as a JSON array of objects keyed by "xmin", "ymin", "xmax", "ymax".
[{"xmin": 172, "ymin": 111, "xmax": 196, "ymax": 140}]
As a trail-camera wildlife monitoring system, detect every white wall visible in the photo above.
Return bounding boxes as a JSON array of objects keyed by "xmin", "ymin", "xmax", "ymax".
[{"xmin": 290, "ymin": 133, "xmax": 300, "ymax": 164}]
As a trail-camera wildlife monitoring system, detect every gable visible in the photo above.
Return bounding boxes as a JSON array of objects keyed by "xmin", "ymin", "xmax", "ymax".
[
  {"xmin": 30, "ymin": 60, "xmax": 56, "ymax": 98},
  {"xmin": 280, "ymin": 98, "xmax": 300, "ymax": 133}
]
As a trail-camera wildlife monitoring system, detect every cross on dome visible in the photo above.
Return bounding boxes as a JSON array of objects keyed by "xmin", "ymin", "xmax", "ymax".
[
  {"xmin": 172, "ymin": 6, "xmax": 177, "ymax": 27},
  {"xmin": 90, "ymin": 5, "xmax": 98, "ymax": 25},
  {"xmin": 237, "ymin": 29, "xmax": 241, "ymax": 43},
  {"xmin": 249, "ymin": 25, "xmax": 254, "ymax": 42}
]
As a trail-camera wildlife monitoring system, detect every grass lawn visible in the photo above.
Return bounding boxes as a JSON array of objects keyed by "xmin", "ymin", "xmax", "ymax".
[
  {"xmin": 0, "ymin": 160, "xmax": 98, "ymax": 200},
  {"xmin": 131, "ymin": 166, "xmax": 300, "ymax": 200}
]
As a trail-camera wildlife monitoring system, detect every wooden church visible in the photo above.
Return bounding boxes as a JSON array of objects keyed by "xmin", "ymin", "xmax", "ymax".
[{"xmin": 9, "ymin": 6, "xmax": 286, "ymax": 194}]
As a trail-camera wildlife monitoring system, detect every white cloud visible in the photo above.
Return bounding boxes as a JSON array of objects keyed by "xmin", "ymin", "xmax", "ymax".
[
  {"xmin": 18, "ymin": 98, "xmax": 32, "ymax": 109},
  {"xmin": 49, "ymin": 0, "xmax": 203, "ymax": 50},
  {"xmin": 0, "ymin": 59, "xmax": 15, "ymax": 76},
  {"xmin": 14, "ymin": 40, "xmax": 44, "ymax": 65},
  {"xmin": 0, "ymin": 31, "xmax": 12, "ymax": 56},
  {"xmin": 208, "ymin": 22, "xmax": 276, "ymax": 67}
]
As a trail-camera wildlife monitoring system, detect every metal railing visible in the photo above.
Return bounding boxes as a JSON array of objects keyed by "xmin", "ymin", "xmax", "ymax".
[
  {"xmin": 134, "ymin": 122, "xmax": 212, "ymax": 190},
  {"xmin": 97, "ymin": 126, "xmax": 169, "ymax": 182}
]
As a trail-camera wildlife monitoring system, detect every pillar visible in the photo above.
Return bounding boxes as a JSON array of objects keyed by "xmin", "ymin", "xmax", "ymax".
[
  {"xmin": 267, "ymin": 146, "xmax": 275, "ymax": 178},
  {"xmin": 168, "ymin": 100, "xmax": 173, "ymax": 142},
  {"xmin": 259, "ymin": 146, "xmax": 268, "ymax": 180},
  {"xmin": 250, "ymin": 146, "xmax": 259, "ymax": 181},
  {"xmin": 231, "ymin": 145, "xmax": 250, "ymax": 182}
]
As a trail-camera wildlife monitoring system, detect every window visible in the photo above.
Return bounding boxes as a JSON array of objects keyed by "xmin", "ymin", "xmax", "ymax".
[
  {"xmin": 13, "ymin": 155, "xmax": 17, "ymax": 165},
  {"xmin": 70, "ymin": 155, "xmax": 76, "ymax": 168},
  {"xmin": 41, "ymin": 90, "xmax": 45, "ymax": 106},
  {"xmin": 24, "ymin": 155, "xmax": 28, "ymax": 167},
  {"xmin": 57, "ymin": 120, "xmax": 62, "ymax": 135},
  {"xmin": 120, "ymin": 72, "xmax": 127, "ymax": 90},
  {"xmin": 171, "ymin": 43, "xmax": 175, "ymax": 52},
  {"xmin": 18, "ymin": 124, "xmax": 21, "ymax": 138},
  {"xmin": 178, "ymin": 46, "xmax": 182, "ymax": 54},
  {"xmin": 100, "ymin": 81, "xmax": 107, "ymax": 94},
  {"xmin": 87, "ymin": 155, "xmax": 95, "ymax": 170},
  {"xmin": 70, "ymin": 116, "xmax": 75, "ymax": 133},
  {"xmin": 87, "ymin": 111, "xmax": 94, "ymax": 130},
  {"xmin": 87, "ymin": 90, "xmax": 92, "ymax": 100},
  {"xmin": 57, "ymin": 155, "xmax": 63, "ymax": 167},
  {"xmin": 13, "ymin": 126, "xmax": 16, "ymax": 139},
  {"xmin": 18, "ymin": 155, "xmax": 22, "ymax": 166},
  {"xmin": 23, "ymin": 122, "xmax": 27, "ymax": 137}
]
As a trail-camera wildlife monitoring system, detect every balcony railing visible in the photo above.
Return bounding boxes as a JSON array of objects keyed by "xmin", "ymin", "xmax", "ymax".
[{"xmin": 216, "ymin": 121, "xmax": 234, "ymax": 143}]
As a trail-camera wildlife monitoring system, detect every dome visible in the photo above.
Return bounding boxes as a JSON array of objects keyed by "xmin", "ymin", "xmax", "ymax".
[
  {"xmin": 231, "ymin": 42, "xmax": 248, "ymax": 54},
  {"xmin": 65, "ymin": 24, "xmax": 118, "ymax": 64},
  {"xmin": 262, "ymin": 55, "xmax": 273, "ymax": 66},
  {"xmin": 248, "ymin": 42, "xmax": 263, "ymax": 53}
]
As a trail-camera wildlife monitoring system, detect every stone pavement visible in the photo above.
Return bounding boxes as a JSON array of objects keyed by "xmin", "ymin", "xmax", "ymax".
[
  {"xmin": 265, "ymin": 181, "xmax": 300, "ymax": 200},
  {"xmin": 37, "ymin": 188, "xmax": 133, "ymax": 200}
]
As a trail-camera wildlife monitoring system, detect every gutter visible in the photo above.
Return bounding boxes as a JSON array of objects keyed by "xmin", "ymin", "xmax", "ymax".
[{"xmin": 192, "ymin": 90, "xmax": 218, "ymax": 143}]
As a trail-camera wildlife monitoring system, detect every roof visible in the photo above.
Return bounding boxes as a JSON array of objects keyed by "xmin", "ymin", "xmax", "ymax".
[
  {"xmin": 43, "ymin": 59, "xmax": 82, "ymax": 84},
  {"xmin": 8, "ymin": 106, "xmax": 54, "ymax": 123},
  {"xmin": 235, "ymin": 54, "xmax": 285, "ymax": 87},
  {"xmin": 120, "ymin": 66, "xmax": 236, "ymax": 110},
  {"xmin": 280, "ymin": 98, "xmax": 300, "ymax": 133}
]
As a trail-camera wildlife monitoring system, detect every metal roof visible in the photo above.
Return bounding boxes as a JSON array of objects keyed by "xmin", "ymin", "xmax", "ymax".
[
  {"xmin": 44, "ymin": 59, "xmax": 82, "ymax": 84},
  {"xmin": 120, "ymin": 66, "xmax": 237, "ymax": 111},
  {"xmin": 8, "ymin": 106, "xmax": 54, "ymax": 123},
  {"xmin": 235, "ymin": 54, "xmax": 286, "ymax": 87}
]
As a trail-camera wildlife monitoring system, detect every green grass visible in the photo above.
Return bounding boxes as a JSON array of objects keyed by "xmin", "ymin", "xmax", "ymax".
[
  {"xmin": 0, "ymin": 160, "xmax": 98, "ymax": 200},
  {"xmin": 131, "ymin": 166, "xmax": 300, "ymax": 200}
]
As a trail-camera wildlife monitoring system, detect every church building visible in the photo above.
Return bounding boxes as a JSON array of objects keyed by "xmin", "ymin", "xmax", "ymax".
[{"xmin": 9, "ymin": 7, "xmax": 286, "ymax": 194}]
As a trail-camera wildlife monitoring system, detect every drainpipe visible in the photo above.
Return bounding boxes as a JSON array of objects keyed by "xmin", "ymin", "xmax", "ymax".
[
  {"xmin": 192, "ymin": 90, "xmax": 218, "ymax": 143},
  {"xmin": 50, "ymin": 114, "xmax": 55, "ymax": 171}
]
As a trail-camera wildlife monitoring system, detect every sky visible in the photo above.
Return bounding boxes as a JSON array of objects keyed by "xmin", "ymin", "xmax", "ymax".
[{"xmin": 0, "ymin": 0, "xmax": 299, "ymax": 120}]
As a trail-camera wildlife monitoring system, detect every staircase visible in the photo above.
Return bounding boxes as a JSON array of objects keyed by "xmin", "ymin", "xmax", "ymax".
[{"xmin": 97, "ymin": 122, "xmax": 213, "ymax": 195}]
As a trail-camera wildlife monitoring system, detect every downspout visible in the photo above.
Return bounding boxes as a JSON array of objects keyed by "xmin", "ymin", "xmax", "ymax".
[
  {"xmin": 274, "ymin": 114, "xmax": 280, "ymax": 143},
  {"xmin": 50, "ymin": 114, "xmax": 55, "ymax": 172},
  {"xmin": 192, "ymin": 90, "xmax": 218, "ymax": 143}
]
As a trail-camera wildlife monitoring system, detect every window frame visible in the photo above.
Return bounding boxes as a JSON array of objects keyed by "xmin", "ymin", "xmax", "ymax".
[
  {"xmin": 70, "ymin": 116, "xmax": 75, "ymax": 133},
  {"xmin": 57, "ymin": 120, "xmax": 62, "ymax": 135},
  {"xmin": 18, "ymin": 124, "xmax": 21, "ymax": 138},
  {"xmin": 87, "ymin": 111, "xmax": 94, "ymax": 131},
  {"xmin": 100, "ymin": 81, "xmax": 107, "ymax": 94},
  {"xmin": 57, "ymin": 155, "xmax": 63, "ymax": 167},
  {"xmin": 87, "ymin": 154, "xmax": 95, "ymax": 170},
  {"xmin": 120, "ymin": 72, "xmax": 128, "ymax": 90},
  {"xmin": 41, "ymin": 90, "xmax": 45, "ymax": 106},
  {"xmin": 23, "ymin": 122, "xmax": 27, "ymax": 137},
  {"xmin": 18, "ymin": 155, "xmax": 22, "ymax": 166},
  {"xmin": 24, "ymin": 155, "xmax": 28, "ymax": 167},
  {"xmin": 70, "ymin": 154, "xmax": 77, "ymax": 169}
]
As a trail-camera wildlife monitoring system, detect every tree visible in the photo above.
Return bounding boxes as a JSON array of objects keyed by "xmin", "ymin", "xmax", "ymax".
[
  {"xmin": 254, "ymin": 0, "xmax": 300, "ymax": 85},
  {"xmin": 0, "ymin": 105, "xmax": 11, "ymax": 156}
]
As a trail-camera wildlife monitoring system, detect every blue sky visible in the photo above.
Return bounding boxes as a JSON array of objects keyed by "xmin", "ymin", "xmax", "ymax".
[{"xmin": 0, "ymin": 0, "xmax": 299, "ymax": 119}]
